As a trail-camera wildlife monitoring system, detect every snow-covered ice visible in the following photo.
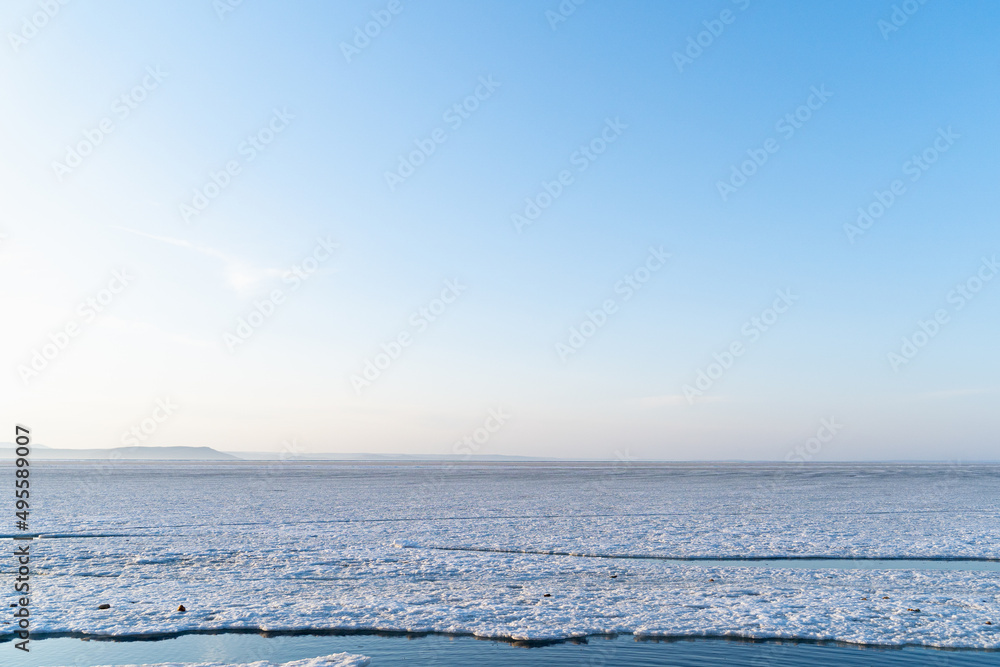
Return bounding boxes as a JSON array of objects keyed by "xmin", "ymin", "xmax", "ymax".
[{"xmin": 5, "ymin": 462, "xmax": 1000, "ymax": 648}]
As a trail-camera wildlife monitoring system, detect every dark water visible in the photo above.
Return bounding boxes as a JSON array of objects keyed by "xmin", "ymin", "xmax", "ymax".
[
  {"xmin": 411, "ymin": 544, "xmax": 1000, "ymax": 571},
  {"xmin": 8, "ymin": 632, "xmax": 1000, "ymax": 667}
]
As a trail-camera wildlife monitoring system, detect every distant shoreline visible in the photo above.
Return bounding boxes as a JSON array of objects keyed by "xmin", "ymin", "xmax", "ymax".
[{"xmin": 0, "ymin": 448, "xmax": 997, "ymax": 464}]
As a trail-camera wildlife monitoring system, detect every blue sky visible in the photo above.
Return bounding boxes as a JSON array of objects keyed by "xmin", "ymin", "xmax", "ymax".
[{"xmin": 2, "ymin": 0, "xmax": 998, "ymax": 459}]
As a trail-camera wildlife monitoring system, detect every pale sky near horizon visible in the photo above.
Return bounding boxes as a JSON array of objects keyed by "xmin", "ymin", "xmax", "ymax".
[{"xmin": 1, "ymin": 0, "xmax": 998, "ymax": 460}]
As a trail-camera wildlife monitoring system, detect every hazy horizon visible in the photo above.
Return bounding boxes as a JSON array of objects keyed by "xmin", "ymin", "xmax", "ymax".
[{"xmin": 3, "ymin": 441, "xmax": 1000, "ymax": 464}]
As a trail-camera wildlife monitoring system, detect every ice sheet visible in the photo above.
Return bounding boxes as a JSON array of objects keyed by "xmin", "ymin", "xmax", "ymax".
[{"xmin": 5, "ymin": 463, "xmax": 1000, "ymax": 648}]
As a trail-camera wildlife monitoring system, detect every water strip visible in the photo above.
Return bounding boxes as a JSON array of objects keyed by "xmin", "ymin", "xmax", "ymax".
[{"xmin": 399, "ymin": 544, "xmax": 1000, "ymax": 571}]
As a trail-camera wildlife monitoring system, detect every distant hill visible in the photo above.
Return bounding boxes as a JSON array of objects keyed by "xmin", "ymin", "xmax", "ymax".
[
  {"xmin": 0, "ymin": 445, "xmax": 239, "ymax": 461},
  {"xmin": 0, "ymin": 445, "xmax": 544, "ymax": 462},
  {"xmin": 229, "ymin": 451, "xmax": 545, "ymax": 461}
]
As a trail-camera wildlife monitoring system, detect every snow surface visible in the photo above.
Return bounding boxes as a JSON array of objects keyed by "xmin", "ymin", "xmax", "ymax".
[
  {"xmin": 6, "ymin": 462, "xmax": 1000, "ymax": 648},
  {"xmin": 66, "ymin": 654, "xmax": 370, "ymax": 667}
]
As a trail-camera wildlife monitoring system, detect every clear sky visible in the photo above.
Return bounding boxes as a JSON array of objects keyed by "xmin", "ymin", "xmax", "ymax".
[{"xmin": 2, "ymin": 0, "xmax": 998, "ymax": 460}]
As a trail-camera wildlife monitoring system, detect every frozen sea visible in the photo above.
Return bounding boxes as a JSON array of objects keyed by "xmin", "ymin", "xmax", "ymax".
[{"xmin": 4, "ymin": 461, "xmax": 1000, "ymax": 664}]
